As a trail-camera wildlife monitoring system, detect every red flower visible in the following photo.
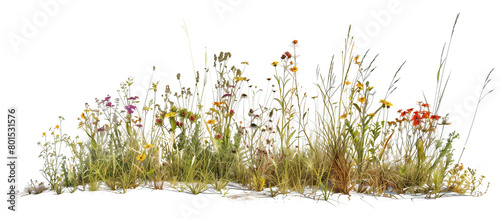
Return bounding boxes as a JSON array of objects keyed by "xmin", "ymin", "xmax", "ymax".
[
  {"xmin": 397, "ymin": 109, "xmax": 403, "ymax": 113},
  {"xmin": 431, "ymin": 115, "xmax": 441, "ymax": 120},
  {"xmin": 285, "ymin": 51, "xmax": 292, "ymax": 59},
  {"xmin": 281, "ymin": 54, "xmax": 286, "ymax": 59},
  {"xmin": 189, "ymin": 115, "xmax": 195, "ymax": 122},
  {"xmin": 216, "ymin": 134, "xmax": 222, "ymax": 139},
  {"xmin": 413, "ymin": 119, "xmax": 420, "ymax": 126},
  {"xmin": 407, "ymin": 108, "xmax": 414, "ymax": 113},
  {"xmin": 422, "ymin": 103, "xmax": 430, "ymax": 107},
  {"xmin": 422, "ymin": 111, "xmax": 430, "ymax": 119}
]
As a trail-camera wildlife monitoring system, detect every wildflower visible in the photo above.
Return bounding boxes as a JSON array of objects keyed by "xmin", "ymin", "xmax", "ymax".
[
  {"xmin": 226, "ymin": 110, "xmax": 235, "ymax": 116},
  {"xmin": 216, "ymin": 134, "xmax": 222, "ymax": 139},
  {"xmin": 266, "ymin": 78, "xmax": 272, "ymax": 81},
  {"xmin": 290, "ymin": 66, "xmax": 298, "ymax": 72},
  {"xmin": 380, "ymin": 99, "xmax": 393, "ymax": 107},
  {"xmin": 104, "ymin": 95, "xmax": 111, "ymax": 102},
  {"xmin": 77, "ymin": 141, "xmax": 82, "ymax": 144},
  {"xmin": 137, "ymin": 153, "xmax": 146, "ymax": 162},
  {"xmin": 222, "ymin": 93, "xmax": 231, "ymax": 98},
  {"xmin": 340, "ymin": 113, "xmax": 347, "ymax": 119},
  {"xmin": 143, "ymin": 143, "xmax": 154, "ymax": 149},
  {"xmin": 422, "ymin": 111, "xmax": 431, "ymax": 119},
  {"xmin": 354, "ymin": 55, "xmax": 361, "ymax": 64},
  {"xmin": 285, "ymin": 51, "xmax": 292, "ymax": 58},
  {"xmin": 281, "ymin": 54, "xmax": 286, "ymax": 59},
  {"xmin": 368, "ymin": 113, "xmax": 375, "ymax": 117},
  {"xmin": 97, "ymin": 127, "xmax": 105, "ymax": 132},
  {"xmin": 43, "ymin": 132, "xmax": 46, "ymax": 136},
  {"xmin": 128, "ymin": 96, "xmax": 139, "ymax": 100},
  {"xmin": 292, "ymin": 40, "xmax": 298, "ymax": 45},
  {"xmin": 241, "ymin": 61, "xmax": 249, "ymax": 65},
  {"xmin": 345, "ymin": 81, "xmax": 351, "ymax": 85},
  {"xmin": 165, "ymin": 112, "xmax": 176, "ymax": 118},
  {"xmin": 431, "ymin": 115, "xmax": 441, "ymax": 120},
  {"xmin": 356, "ymin": 82, "xmax": 364, "ymax": 89},
  {"xmin": 125, "ymin": 105, "xmax": 137, "ymax": 114},
  {"xmin": 55, "ymin": 125, "xmax": 60, "ymax": 129},
  {"xmin": 81, "ymin": 113, "xmax": 86, "ymax": 119},
  {"xmin": 272, "ymin": 61, "xmax": 279, "ymax": 67},
  {"xmin": 368, "ymin": 86, "xmax": 373, "ymax": 90},
  {"xmin": 136, "ymin": 124, "xmax": 143, "ymax": 128},
  {"xmin": 421, "ymin": 103, "xmax": 430, "ymax": 107},
  {"xmin": 155, "ymin": 118, "xmax": 163, "ymax": 125},
  {"xmin": 106, "ymin": 102, "xmax": 114, "ymax": 107},
  {"xmin": 358, "ymin": 97, "xmax": 366, "ymax": 103},
  {"xmin": 56, "ymin": 134, "xmax": 59, "ymax": 138},
  {"xmin": 207, "ymin": 120, "xmax": 216, "ymax": 125},
  {"xmin": 189, "ymin": 115, "xmax": 196, "ymax": 122}
]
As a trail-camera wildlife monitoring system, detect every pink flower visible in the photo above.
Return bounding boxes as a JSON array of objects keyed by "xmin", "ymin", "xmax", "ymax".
[
  {"xmin": 125, "ymin": 105, "xmax": 136, "ymax": 114},
  {"xmin": 222, "ymin": 93, "xmax": 231, "ymax": 98},
  {"xmin": 129, "ymin": 96, "xmax": 139, "ymax": 100}
]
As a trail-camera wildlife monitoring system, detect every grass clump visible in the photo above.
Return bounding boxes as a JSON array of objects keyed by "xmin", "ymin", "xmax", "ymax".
[{"xmin": 36, "ymin": 14, "xmax": 491, "ymax": 199}]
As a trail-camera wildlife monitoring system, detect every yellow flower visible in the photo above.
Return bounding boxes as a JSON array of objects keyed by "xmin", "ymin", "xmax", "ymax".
[
  {"xmin": 271, "ymin": 61, "xmax": 279, "ymax": 67},
  {"xmin": 345, "ymin": 81, "xmax": 351, "ymax": 85},
  {"xmin": 356, "ymin": 82, "xmax": 363, "ymax": 89},
  {"xmin": 141, "ymin": 167, "xmax": 145, "ymax": 171},
  {"xmin": 56, "ymin": 134, "xmax": 59, "ymax": 138},
  {"xmin": 207, "ymin": 120, "xmax": 216, "ymax": 125},
  {"xmin": 77, "ymin": 141, "xmax": 82, "ymax": 144},
  {"xmin": 137, "ymin": 153, "xmax": 146, "ymax": 162},
  {"xmin": 340, "ymin": 113, "xmax": 347, "ymax": 119},
  {"xmin": 143, "ymin": 143, "xmax": 154, "ymax": 149},
  {"xmin": 290, "ymin": 66, "xmax": 298, "ymax": 72},
  {"xmin": 368, "ymin": 113, "xmax": 375, "ymax": 117},
  {"xmin": 368, "ymin": 86, "xmax": 374, "ymax": 90},
  {"xmin": 380, "ymin": 99, "xmax": 393, "ymax": 107},
  {"xmin": 358, "ymin": 97, "xmax": 366, "ymax": 103},
  {"xmin": 42, "ymin": 132, "xmax": 46, "ymax": 136},
  {"xmin": 81, "ymin": 113, "xmax": 86, "ymax": 119},
  {"xmin": 165, "ymin": 112, "xmax": 176, "ymax": 118},
  {"xmin": 55, "ymin": 124, "xmax": 60, "ymax": 129}
]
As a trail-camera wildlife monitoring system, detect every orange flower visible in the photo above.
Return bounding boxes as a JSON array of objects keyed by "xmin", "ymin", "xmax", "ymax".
[
  {"xmin": 380, "ymin": 99, "xmax": 393, "ymax": 107},
  {"xmin": 356, "ymin": 82, "xmax": 364, "ymax": 89},
  {"xmin": 271, "ymin": 61, "xmax": 279, "ymax": 67},
  {"xmin": 55, "ymin": 125, "xmax": 60, "ymax": 129},
  {"xmin": 340, "ymin": 113, "xmax": 347, "ymax": 119},
  {"xmin": 292, "ymin": 40, "xmax": 298, "ymax": 45},
  {"xmin": 42, "ymin": 132, "xmax": 46, "ymax": 136},
  {"xmin": 345, "ymin": 81, "xmax": 351, "ymax": 85},
  {"xmin": 422, "ymin": 103, "xmax": 430, "ymax": 107},
  {"xmin": 207, "ymin": 120, "xmax": 216, "ymax": 125},
  {"xmin": 354, "ymin": 55, "xmax": 361, "ymax": 64},
  {"xmin": 358, "ymin": 97, "xmax": 366, "ymax": 103},
  {"xmin": 290, "ymin": 66, "xmax": 298, "ymax": 72}
]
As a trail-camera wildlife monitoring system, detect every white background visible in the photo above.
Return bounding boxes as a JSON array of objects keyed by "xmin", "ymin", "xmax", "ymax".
[{"xmin": 1, "ymin": 0, "xmax": 499, "ymax": 218}]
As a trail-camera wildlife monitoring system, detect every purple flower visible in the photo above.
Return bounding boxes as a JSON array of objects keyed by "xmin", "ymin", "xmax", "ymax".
[
  {"xmin": 106, "ymin": 102, "xmax": 114, "ymax": 107},
  {"xmin": 222, "ymin": 93, "xmax": 231, "ymax": 98},
  {"xmin": 104, "ymin": 95, "xmax": 111, "ymax": 102},
  {"xmin": 136, "ymin": 124, "xmax": 143, "ymax": 128},
  {"xmin": 129, "ymin": 96, "xmax": 139, "ymax": 100},
  {"xmin": 97, "ymin": 126, "xmax": 105, "ymax": 132},
  {"xmin": 125, "ymin": 105, "xmax": 137, "ymax": 114}
]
